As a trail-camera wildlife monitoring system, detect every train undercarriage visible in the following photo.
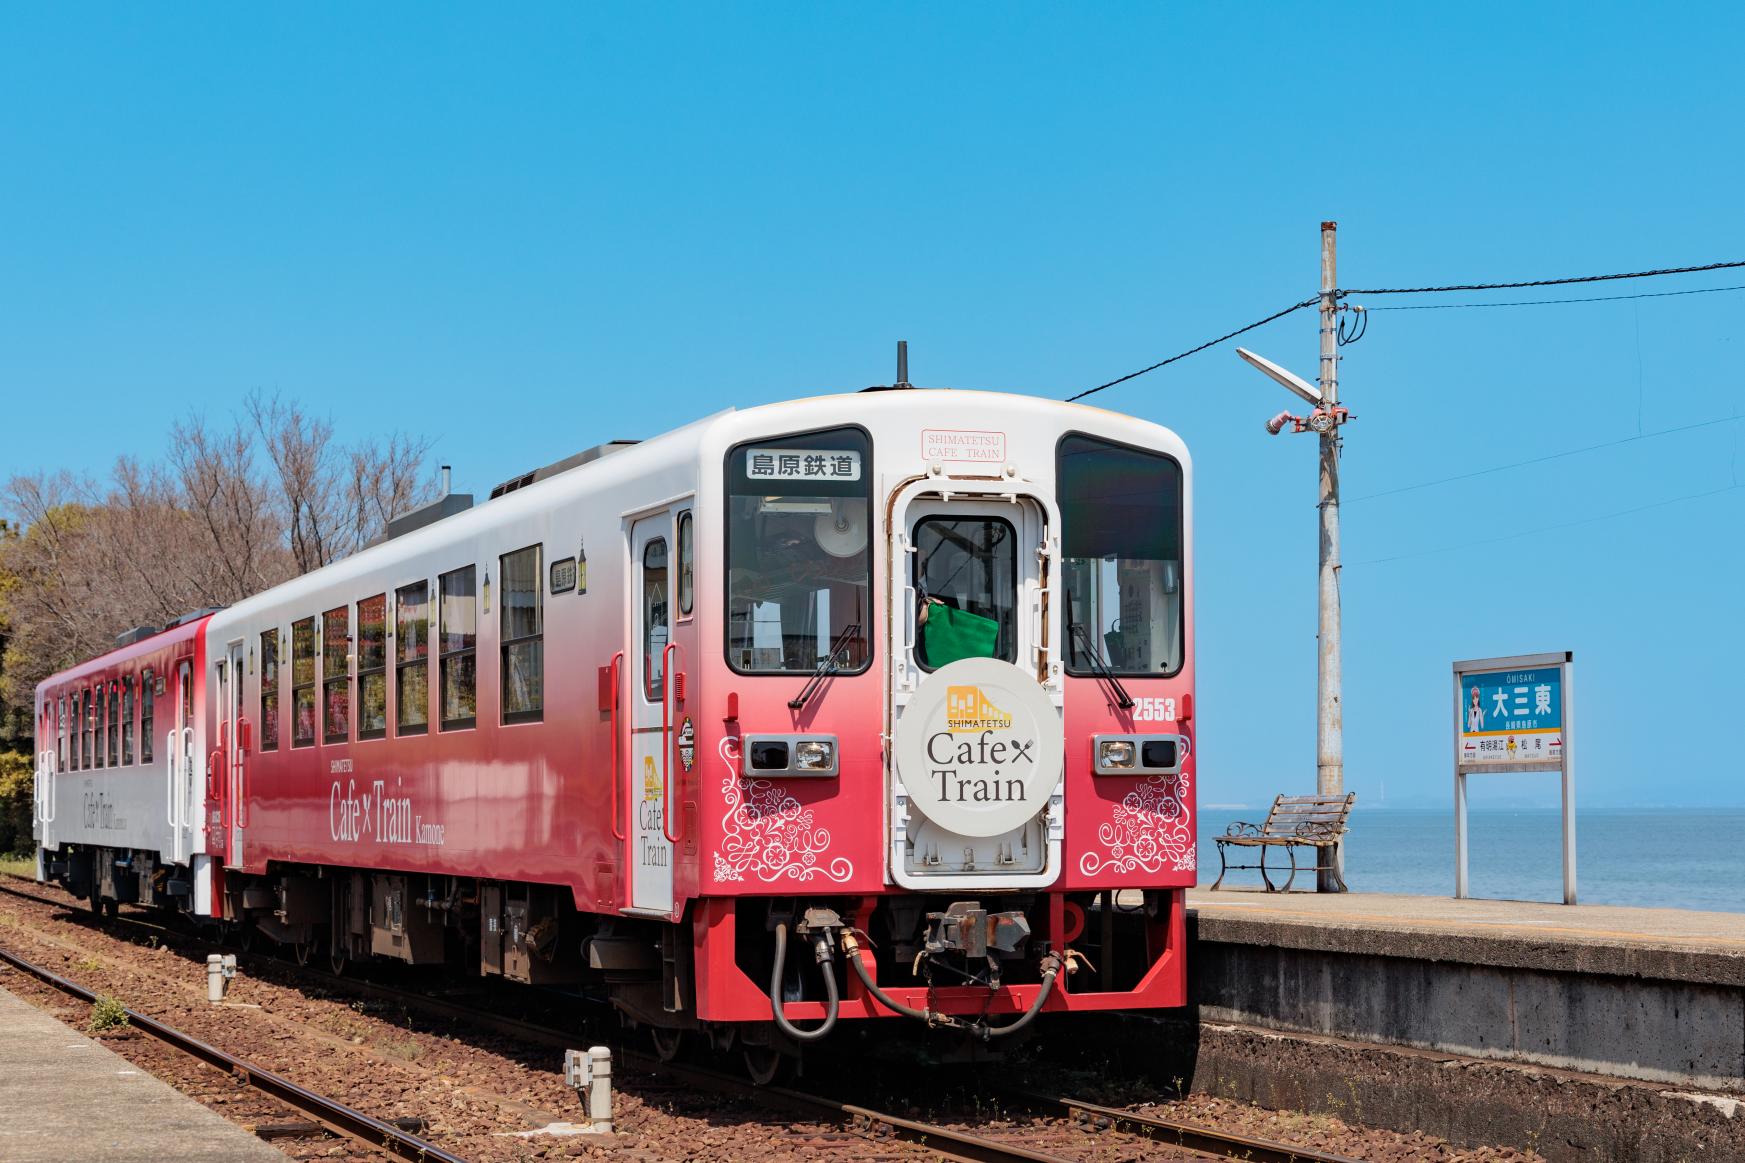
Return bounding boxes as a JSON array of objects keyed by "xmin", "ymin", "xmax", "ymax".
[{"xmin": 41, "ymin": 840, "xmax": 1178, "ymax": 1079}]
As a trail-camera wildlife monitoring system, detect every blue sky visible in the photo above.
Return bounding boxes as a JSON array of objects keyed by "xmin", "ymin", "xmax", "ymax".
[{"xmin": 3, "ymin": 4, "xmax": 1741, "ymax": 807}]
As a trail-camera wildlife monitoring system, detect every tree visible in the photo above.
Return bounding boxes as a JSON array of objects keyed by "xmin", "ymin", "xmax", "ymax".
[{"xmin": 0, "ymin": 400, "xmax": 435, "ymax": 720}]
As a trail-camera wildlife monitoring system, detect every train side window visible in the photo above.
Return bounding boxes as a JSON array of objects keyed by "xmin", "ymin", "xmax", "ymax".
[
  {"xmin": 357, "ymin": 595, "xmax": 388, "ymax": 740},
  {"xmin": 57, "ymin": 695, "xmax": 67, "ymax": 771},
  {"xmin": 140, "ymin": 671, "xmax": 155, "ymax": 762},
  {"xmin": 121, "ymin": 676, "xmax": 135, "ymax": 764},
  {"xmin": 439, "ymin": 566, "xmax": 477, "ymax": 731},
  {"xmin": 1057, "ymin": 434, "xmax": 1185, "ymax": 677},
  {"xmin": 677, "ymin": 512, "xmax": 694, "ymax": 616},
  {"xmin": 104, "ymin": 683, "xmax": 117, "ymax": 766},
  {"xmin": 73, "ymin": 689, "xmax": 84, "ymax": 769},
  {"xmin": 642, "ymin": 538, "xmax": 669, "ymax": 700},
  {"xmin": 396, "ymin": 581, "xmax": 430, "ymax": 735},
  {"xmin": 323, "ymin": 605, "xmax": 350, "ymax": 744},
  {"xmin": 292, "ymin": 617, "xmax": 317, "ymax": 747},
  {"xmin": 500, "ymin": 547, "xmax": 543, "ymax": 724},
  {"xmin": 259, "ymin": 631, "xmax": 280, "ymax": 751}
]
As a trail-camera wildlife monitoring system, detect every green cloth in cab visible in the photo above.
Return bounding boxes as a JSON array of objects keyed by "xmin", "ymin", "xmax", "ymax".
[{"xmin": 920, "ymin": 603, "xmax": 1000, "ymax": 667}]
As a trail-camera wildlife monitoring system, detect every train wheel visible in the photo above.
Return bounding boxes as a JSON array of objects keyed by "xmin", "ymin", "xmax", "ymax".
[
  {"xmin": 236, "ymin": 923, "xmax": 256, "ymax": 953},
  {"xmin": 292, "ymin": 938, "xmax": 316, "ymax": 967},
  {"xmin": 102, "ymin": 899, "xmax": 118, "ymax": 920},
  {"xmin": 86, "ymin": 893, "xmax": 103, "ymax": 918},
  {"xmin": 328, "ymin": 942, "xmax": 347, "ymax": 976},
  {"xmin": 650, "ymin": 1027, "xmax": 685, "ymax": 1063},
  {"xmin": 742, "ymin": 1045, "xmax": 784, "ymax": 1087}
]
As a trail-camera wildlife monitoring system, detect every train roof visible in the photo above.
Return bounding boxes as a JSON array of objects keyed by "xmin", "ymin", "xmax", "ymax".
[
  {"xmin": 197, "ymin": 388, "xmax": 1184, "ymax": 636},
  {"xmin": 36, "ymin": 612, "xmax": 210, "ymax": 694}
]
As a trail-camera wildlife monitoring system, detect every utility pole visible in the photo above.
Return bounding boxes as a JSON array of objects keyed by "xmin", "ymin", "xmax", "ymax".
[
  {"xmin": 1315, "ymin": 221, "xmax": 1345, "ymax": 893},
  {"xmin": 1235, "ymin": 220, "xmax": 1353, "ymax": 891}
]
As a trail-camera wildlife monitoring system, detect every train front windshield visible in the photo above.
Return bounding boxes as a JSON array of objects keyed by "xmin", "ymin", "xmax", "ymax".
[
  {"xmin": 726, "ymin": 426, "xmax": 872, "ymax": 674},
  {"xmin": 1058, "ymin": 434, "xmax": 1184, "ymax": 676}
]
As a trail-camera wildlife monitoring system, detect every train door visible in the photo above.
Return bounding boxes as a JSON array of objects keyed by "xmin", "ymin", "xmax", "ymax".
[
  {"xmin": 628, "ymin": 513, "xmax": 676, "ymax": 915},
  {"xmin": 166, "ymin": 665, "xmax": 193, "ymax": 863},
  {"xmin": 222, "ymin": 641, "xmax": 247, "ymax": 867},
  {"xmin": 34, "ymin": 698, "xmax": 57, "ymax": 864},
  {"xmin": 888, "ymin": 485, "xmax": 1064, "ymax": 888}
]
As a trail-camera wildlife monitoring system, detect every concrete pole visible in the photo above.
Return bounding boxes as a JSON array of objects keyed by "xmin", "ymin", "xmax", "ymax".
[{"xmin": 1317, "ymin": 220, "xmax": 1345, "ymax": 892}]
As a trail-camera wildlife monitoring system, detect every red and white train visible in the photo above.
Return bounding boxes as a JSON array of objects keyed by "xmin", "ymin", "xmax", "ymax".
[{"xmin": 31, "ymin": 387, "xmax": 1195, "ymax": 1067}]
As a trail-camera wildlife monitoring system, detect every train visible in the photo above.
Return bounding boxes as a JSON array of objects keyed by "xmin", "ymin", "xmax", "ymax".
[{"xmin": 29, "ymin": 386, "xmax": 1195, "ymax": 1075}]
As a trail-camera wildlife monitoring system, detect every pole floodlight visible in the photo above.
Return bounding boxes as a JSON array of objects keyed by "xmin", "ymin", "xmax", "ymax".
[{"xmin": 1235, "ymin": 346, "xmax": 1322, "ymax": 407}]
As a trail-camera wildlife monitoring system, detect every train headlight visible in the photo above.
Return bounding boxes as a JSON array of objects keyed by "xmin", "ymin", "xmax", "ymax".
[
  {"xmin": 1094, "ymin": 734, "xmax": 1186, "ymax": 775},
  {"xmin": 740, "ymin": 734, "xmax": 839, "ymax": 777},
  {"xmin": 1098, "ymin": 739, "xmax": 1136, "ymax": 769}
]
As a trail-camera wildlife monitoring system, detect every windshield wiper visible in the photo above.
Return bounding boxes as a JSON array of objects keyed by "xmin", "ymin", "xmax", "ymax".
[
  {"xmin": 1069, "ymin": 622, "xmax": 1135, "ymax": 709},
  {"xmin": 788, "ymin": 623, "xmax": 862, "ymax": 711}
]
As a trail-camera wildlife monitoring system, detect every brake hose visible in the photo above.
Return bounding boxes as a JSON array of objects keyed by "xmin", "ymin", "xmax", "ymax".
[
  {"xmin": 768, "ymin": 921, "xmax": 840, "ymax": 1042},
  {"xmin": 841, "ymin": 932, "xmax": 1064, "ymax": 1039}
]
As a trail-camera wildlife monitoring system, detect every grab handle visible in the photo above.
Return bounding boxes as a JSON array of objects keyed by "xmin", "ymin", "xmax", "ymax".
[
  {"xmin": 661, "ymin": 641, "xmax": 685, "ymax": 843},
  {"xmin": 608, "ymin": 651, "xmax": 625, "ymax": 842}
]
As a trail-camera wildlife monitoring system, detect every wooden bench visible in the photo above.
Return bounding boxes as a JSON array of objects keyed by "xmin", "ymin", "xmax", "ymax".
[{"xmin": 1211, "ymin": 793, "xmax": 1356, "ymax": 893}]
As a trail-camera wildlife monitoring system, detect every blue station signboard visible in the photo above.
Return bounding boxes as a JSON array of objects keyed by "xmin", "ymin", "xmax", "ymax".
[{"xmin": 1457, "ymin": 665, "xmax": 1563, "ymax": 766}]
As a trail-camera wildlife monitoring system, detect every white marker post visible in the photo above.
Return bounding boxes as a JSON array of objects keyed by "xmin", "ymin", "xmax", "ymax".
[{"xmin": 1452, "ymin": 651, "xmax": 1576, "ymax": 904}]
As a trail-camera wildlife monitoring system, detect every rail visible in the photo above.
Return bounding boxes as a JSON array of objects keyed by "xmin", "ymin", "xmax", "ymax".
[
  {"xmin": 0, "ymin": 936, "xmax": 467, "ymax": 1163},
  {"xmin": 0, "ymin": 876, "xmax": 1370, "ymax": 1163},
  {"xmin": 1003, "ymin": 1087, "xmax": 1368, "ymax": 1163}
]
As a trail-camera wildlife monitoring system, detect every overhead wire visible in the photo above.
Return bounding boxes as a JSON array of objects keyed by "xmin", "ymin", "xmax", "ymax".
[
  {"xmin": 1365, "ymin": 282, "xmax": 1745, "ymax": 311},
  {"xmin": 1067, "ymin": 296, "xmax": 1318, "ymax": 402},
  {"xmin": 1067, "ymin": 259, "xmax": 1745, "ymax": 401},
  {"xmin": 1344, "ymin": 415, "xmax": 1745, "ymax": 504},
  {"xmin": 1342, "ymin": 258, "xmax": 1745, "ymax": 297},
  {"xmin": 1347, "ymin": 484, "xmax": 1742, "ymax": 568}
]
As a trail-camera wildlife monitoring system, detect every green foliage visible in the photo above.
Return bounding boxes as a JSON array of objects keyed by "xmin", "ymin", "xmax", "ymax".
[
  {"xmin": 88, "ymin": 995, "xmax": 129, "ymax": 1032},
  {"xmin": 0, "ymin": 750, "xmax": 31, "ymax": 857}
]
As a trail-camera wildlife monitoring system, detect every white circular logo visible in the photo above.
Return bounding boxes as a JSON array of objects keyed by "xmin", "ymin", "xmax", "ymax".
[{"xmin": 893, "ymin": 657, "xmax": 1063, "ymax": 838}]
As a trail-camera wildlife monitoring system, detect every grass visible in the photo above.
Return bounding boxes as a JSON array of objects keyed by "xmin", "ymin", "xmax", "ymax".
[
  {"xmin": 0, "ymin": 854, "xmax": 34, "ymax": 878},
  {"xmin": 88, "ymin": 995, "xmax": 130, "ymax": 1032}
]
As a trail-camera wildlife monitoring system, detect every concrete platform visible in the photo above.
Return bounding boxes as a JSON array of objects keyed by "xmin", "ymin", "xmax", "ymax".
[
  {"xmin": 1185, "ymin": 887, "xmax": 1745, "ymax": 1093},
  {"xmin": 1188, "ymin": 887, "xmax": 1745, "ymax": 985},
  {"xmin": 0, "ymin": 985, "xmax": 288, "ymax": 1162}
]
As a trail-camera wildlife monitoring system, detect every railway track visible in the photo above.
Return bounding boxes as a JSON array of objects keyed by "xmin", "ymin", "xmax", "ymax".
[
  {"xmin": 0, "ymin": 875, "xmax": 1368, "ymax": 1162},
  {"xmin": 0, "ymin": 940, "xmax": 466, "ymax": 1163}
]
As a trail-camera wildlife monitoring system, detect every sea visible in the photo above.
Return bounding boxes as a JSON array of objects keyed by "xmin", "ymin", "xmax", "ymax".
[{"xmin": 1193, "ymin": 806, "xmax": 1745, "ymax": 914}]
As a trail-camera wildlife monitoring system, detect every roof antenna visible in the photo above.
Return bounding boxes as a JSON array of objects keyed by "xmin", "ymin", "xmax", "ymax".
[{"xmin": 895, "ymin": 340, "xmax": 911, "ymax": 389}]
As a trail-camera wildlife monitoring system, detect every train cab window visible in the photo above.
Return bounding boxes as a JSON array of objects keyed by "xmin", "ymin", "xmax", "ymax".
[
  {"xmin": 323, "ymin": 605, "xmax": 350, "ymax": 744},
  {"xmin": 140, "ymin": 672, "xmax": 154, "ymax": 762},
  {"xmin": 357, "ymin": 595, "xmax": 388, "ymax": 740},
  {"xmin": 259, "ymin": 631, "xmax": 280, "ymax": 751},
  {"xmin": 500, "ymin": 547, "xmax": 543, "ymax": 724},
  {"xmin": 913, "ymin": 517, "xmax": 1018, "ymax": 669},
  {"xmin": 292, "ymin": 617, "xmax": 317, "ymax": 747},
  {"xmin": 121, "ymin": 677, "xmax": 135, "ymax": 764},
  {"xmin": 725, "ymin": 426, "xmax": 871, "ymax": 674},
  {"xmin": 642, "ymin": 539, "xmax": 669, "ymax": 699},
  {"xmin": 396, "ymin": 581, "xmax": 430, "ymax": 735},
  {"xmin": 677, "ymin": 512, "xmax": 695, "ymax": 616},
  {"xmin": 439, "ymin": 566, "xmax": 477, "ymax": 731},
  {"xmin": 1058, "ymin": 434, "xmax": 1184, "ymax": 677}
]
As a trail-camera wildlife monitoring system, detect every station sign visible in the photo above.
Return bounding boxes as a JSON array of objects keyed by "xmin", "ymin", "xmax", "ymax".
[
  {"xmin": 1451, "ymin": 651, "xmax": 1576, "ymax": 903},
  {"xmin": 1457, "ymin": 664, "xmax": 1563, "ymax": 766}
]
